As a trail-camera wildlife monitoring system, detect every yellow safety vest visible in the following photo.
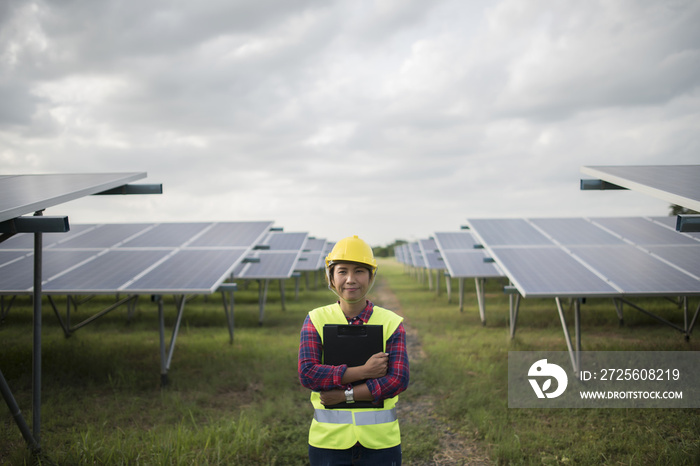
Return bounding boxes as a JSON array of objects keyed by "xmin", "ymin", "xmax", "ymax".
[{"xmin": 307, "ymin": 303, "xmax": 404, "ymax": 450}]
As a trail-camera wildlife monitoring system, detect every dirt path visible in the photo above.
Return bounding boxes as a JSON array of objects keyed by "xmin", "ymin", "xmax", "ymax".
[{"xmin": 372, "ymin": 278, "xmax": 491, "ymax": 466}]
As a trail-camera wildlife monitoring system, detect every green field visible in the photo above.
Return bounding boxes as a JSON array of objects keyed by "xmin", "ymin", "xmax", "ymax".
[{"xmin": 1, "ymin": 258, "xmax": 698, "ymax": 464}]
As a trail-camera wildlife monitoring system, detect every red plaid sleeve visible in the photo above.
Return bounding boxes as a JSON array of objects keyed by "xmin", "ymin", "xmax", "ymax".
[
  {"xmin": 298, "ymin": 314, "xmax": 347, "ymax": 391},
  {"xmin": 366, "ymin": 322, "xmax": 409, "ymax": 402}
]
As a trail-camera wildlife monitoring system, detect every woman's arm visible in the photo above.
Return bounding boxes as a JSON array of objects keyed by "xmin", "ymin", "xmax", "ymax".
[
  {"xmin": 298, "ymin": 315, "xmax": 346, "ymax": 391},
  {"xmin": 365, "ymin": 323, "xmax": 410, "ymax": 401}
]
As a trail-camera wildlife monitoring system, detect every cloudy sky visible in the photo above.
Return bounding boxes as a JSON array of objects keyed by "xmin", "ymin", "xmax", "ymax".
[{"xmin": 2, "ymin": 0, "xmax": 699, "ymax": 246}]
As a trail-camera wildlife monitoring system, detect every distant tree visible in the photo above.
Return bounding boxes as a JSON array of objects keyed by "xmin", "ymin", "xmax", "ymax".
[
  {"xmin": 670, "ymin": 204, "xmax": 699, "ymax": 216},
  {"xmin": 372, "ymin": 239, "xmax": 408, "ymax": 258}
]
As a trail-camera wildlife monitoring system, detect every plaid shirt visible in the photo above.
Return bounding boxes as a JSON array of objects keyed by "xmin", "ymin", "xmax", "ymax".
[{"xmin": 298, "ymin": 300, "xmax": 409, "ymax": 402}]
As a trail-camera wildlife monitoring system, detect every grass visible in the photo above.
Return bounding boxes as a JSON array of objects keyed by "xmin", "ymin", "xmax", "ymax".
[{"xmin": 0, "ymin": 258, "xmax": 698, "ymax": 464}]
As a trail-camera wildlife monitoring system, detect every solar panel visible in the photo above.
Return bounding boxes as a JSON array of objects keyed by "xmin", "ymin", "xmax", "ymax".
[
  {"xmin": 121, "ymin": 223, "xmax": 210, "ymax": 248},
  {"xmin": 236, "ymin": 251, "xmax": 301, "ymax": 279},
  {"xmin": 433, "ymin": 231, "xmax": 478, "ymax": 250},
  {"xmin": 433, "ymin": 231, "xmax": 504, "ymax": 279},
  {"xmin": 440, "ymin": 251, "xmax": 504, "ymax": 278},
  {"xmin": 418, "ymin": 238, "xmax": 445, "ymax": 270},
  {"xmin": 57, "ymin": 223, "xmax": 154, "ymax": 249},
  {"xmin": 646, "ymin": 245, "xmax": 700, "ymax": 278},
  {"xmin": 1, "ymin": 250, "xmax": 102, "ymax": 293},
  {"xmin": 188, "ymin": 221, "xmax": 273, "ymax": 248},
  {"xmin": 570, "ymin": 245, "xmax": 700, "ymax": 295},
  {"xmin": 493, "ymin": 247, "xmax": 619, "ymax": 297},
  {"xmin": 45, "ymin": 250, "xmax": 172, "ymax": 293},
  {"xmin": 466, "ymin": 217, "xmax": 700, "ymax": 298},
  {"xmin": 581, "ymin": 165, "xmax": 700, "ymax": 211},
  {"xmin": 0, "ymin": 173, "xmax": 146, "ymax": 222},
  {"xmin": 264, "ymin": 231, "xmax": 308, "ymax": 251},
  {"xmin": 0, "ymin": 221, "xmax": 273, "ymax": 294},
  {"xmin": 408, "ymin": 242, "xmax": 426, "ymax": 268},
  {"xmin": 468, "ymin": 218, "xmax": 551, "ymax": 246},
  {"xmin": 295, "ymin": 238, "xmax": 327, "ymax": 272},
  {"xmin": 529, "ymin": 218, "xmax": 625, "ymax": 245},
  {"xmin": 125, "ymin": 249, "xmax": 247, "ymax": 293},
  {"xmin": 590, "ymin": 217, "xmax": 698, "ymax": 246}
]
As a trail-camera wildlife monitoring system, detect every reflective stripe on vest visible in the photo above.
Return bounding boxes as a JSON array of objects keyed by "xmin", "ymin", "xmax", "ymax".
[{"xmin": 314, "ymin": 407, "xmax": 397, "ymax": 425}]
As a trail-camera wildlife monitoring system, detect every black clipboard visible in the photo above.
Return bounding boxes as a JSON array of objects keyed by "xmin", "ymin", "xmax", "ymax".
[{"xmin": 323, "ymin": 324, "xmax": 384, "ymax": 409}]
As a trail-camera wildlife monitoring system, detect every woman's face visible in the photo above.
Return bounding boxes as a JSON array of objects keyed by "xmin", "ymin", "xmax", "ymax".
[{"xmin": 331, "ymin": 262, "xmax": 371, "ymax": 303}]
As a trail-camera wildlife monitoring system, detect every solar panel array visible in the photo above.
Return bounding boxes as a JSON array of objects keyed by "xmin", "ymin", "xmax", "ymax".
[
  {"xmin": 233, "ymin": 231, "xmax": 309, "ymax": 280},
  {"xmin": 466, "ymin": 217, "xmax": 700, "ymax": 298},
  {"xmin": 0, "ymin": 222, "xmax": 273, "ymax": 294},
  {"xmin": 294, "ymin": 237, "xmax": 328, "ymax": 272},
  {"xmin": 433, "ymin": 231, "xmax": 504, "ymax": 279}
]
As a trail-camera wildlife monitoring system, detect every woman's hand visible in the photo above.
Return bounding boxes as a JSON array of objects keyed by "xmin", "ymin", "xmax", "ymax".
[
  {"xmin": 362, "ymin": 352, "xmax": 388, "ymax": 379},
  {"xmin": 340, "ymin": 352, "xmax": 389, "ymax": 385},
  {"xmin": 319, "ymin": 389, "xmax": 346, "ymax": 406}
]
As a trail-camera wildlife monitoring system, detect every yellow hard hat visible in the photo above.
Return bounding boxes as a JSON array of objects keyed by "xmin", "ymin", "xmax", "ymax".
[{"xmin": 325, "ymin": 235, "xmax": 377, "ymax": 273}]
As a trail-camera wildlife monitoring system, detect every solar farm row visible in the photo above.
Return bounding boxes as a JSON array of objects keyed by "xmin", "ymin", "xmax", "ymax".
[{"xmin": 0, "ymin": 222, "xmax": 331, "ymax": 295}]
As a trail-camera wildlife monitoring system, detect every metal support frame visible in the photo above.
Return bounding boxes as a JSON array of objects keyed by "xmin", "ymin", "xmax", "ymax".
[
  {"xmin": 458, "ymin": 278, "xmax": 465, "ymax": 312},
  {"xmin": 555, "ymin": 297, "xmax": 582, "ymax": 376},
  {"xmin": 435, "ymin": 270, "xmax": 441, "ymax": 297},
  {"xmin": 613, "ymin": 296, "xmax": 698, "ymax": 340},
  {"xmin": 48, "ymin": 295, "xmax": 139, "ymax": 337},
  {"xmin": 279, "ymin": 279, "xmax": 286, "ymax": 311},
  {"xmin": 508, "ymin": 293, "xmax": 521, "ymax": 338},
  {"xmin": 1, "ymin": 295, "xmax": 16, "ymax": 323},
  {"xmin": 445, "ymin": 273, "xmax": 452, "ymax": 303},
  {"xmin": 155, "ymin": 295, "xmax": 187, "ymax": 386},
  {"xmin": 32, "ymin": 215, "xmax": 44, "ymax": 446},
  {"xmin": 258, "ymin": 279, "xmax": 270, "ymax": 325},
  {"xmin": 0, "ymin": 369, "xmax": 40, "ymax": 452},
  {"xmin": 475, "ymin": 278, "xmax": 486, "ymax": 325},
  {"xmin": 612, "ymin": 298, "xmax": 625, "ymax": 326},
  {"xmin": 676, "ymin": 214, "xmax": 700, "ymax": 233},
  {"xmin": 219, "ymin": 282, "xmax": 237, "ymax": 344}
]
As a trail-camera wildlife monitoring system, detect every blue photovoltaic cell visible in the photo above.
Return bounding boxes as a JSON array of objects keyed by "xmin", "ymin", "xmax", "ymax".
[
  {"xmin": 122, "ymin": 223, "xmax": 210, "ymax": 248},
  {"xmin": 44, "ymin": 250, "xmax": 171, "ymax": 293},
  {"xmin": 266, "ymin": 232, "xmax": 308, "ymax": 251},
  {"xmin": 0, "ymin": 221, "xmax": 274, "ymax": 294},
  {"xmin": 238, "ymin": 252, "xmax": 299, "ymax": 279},
  {"xmin": 570, "ymin": 245, "xmax": 700, "ymax": 295},
  {"xmin": 434, "ymin": 232, "xmax": 477, "ymax": 250},
  {"xmin": 591, "ymin": 217, "xmax": 697, "ymax": 246},
  {"xmin": 468, "ymin": 219, "xmax": 552, "ymax": 246},
  {"xmin": 58, "ymin": 224, "xmax": 152, "ymax": 249},
  {"xmin": 295, "ymin": 251, "xmax": 324, "ymax": 271},
  {"xmin": 491, "ymin": 247, "xmax": 618, "ymax": 297},
  {"xmin": 419, "ymin": 238, "xmax": 444, "ymax": 270},
  {"xmin": 304, "ymin": 238, "xmax": 326, "ymax": 252},
  {"xmin": 125, "ymin": 249, "xmax": 246, "ymax": 293},
  {"xmin": 422, "ymin": 251, "xmax": 445, "ymax": 270},
  {"xmin": 441, "ymin": 251, "xmax": 503, "ymax": 278},
  {"xmin": 531, "ymin": 218, "xmax": 624, "ymax": 245},
  {"xmin": 408, "ymin": 243, "xmax": 426, "ymax": 268},
  {"xmin": 189, "ymin": 222, "xmax": 271, "ymax": 247},
  {"xmin": 0, "ymin": 250, "xmax": 28, "ymax": 267},
  {"xmin": 1, "ymin": 250, "xmax": 109, "ymax": 293},
  {"xmin": 646, "ymin": 245, "xmax": 700, "ymax": 278},
  {"xmin": 0, "ymin": 224, "xmax": 96, "ymax": 250}
]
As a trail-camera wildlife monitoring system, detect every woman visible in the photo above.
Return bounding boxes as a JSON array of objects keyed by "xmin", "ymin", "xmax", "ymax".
[{"xmin": 298, "ymin": 235, "xmax": 409, "ymax": 465}]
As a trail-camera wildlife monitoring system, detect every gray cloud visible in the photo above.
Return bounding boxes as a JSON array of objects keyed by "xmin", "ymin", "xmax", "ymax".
[{"xmin": 1, "ymin": 0, "xmax": 698, "ymax": 245}]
